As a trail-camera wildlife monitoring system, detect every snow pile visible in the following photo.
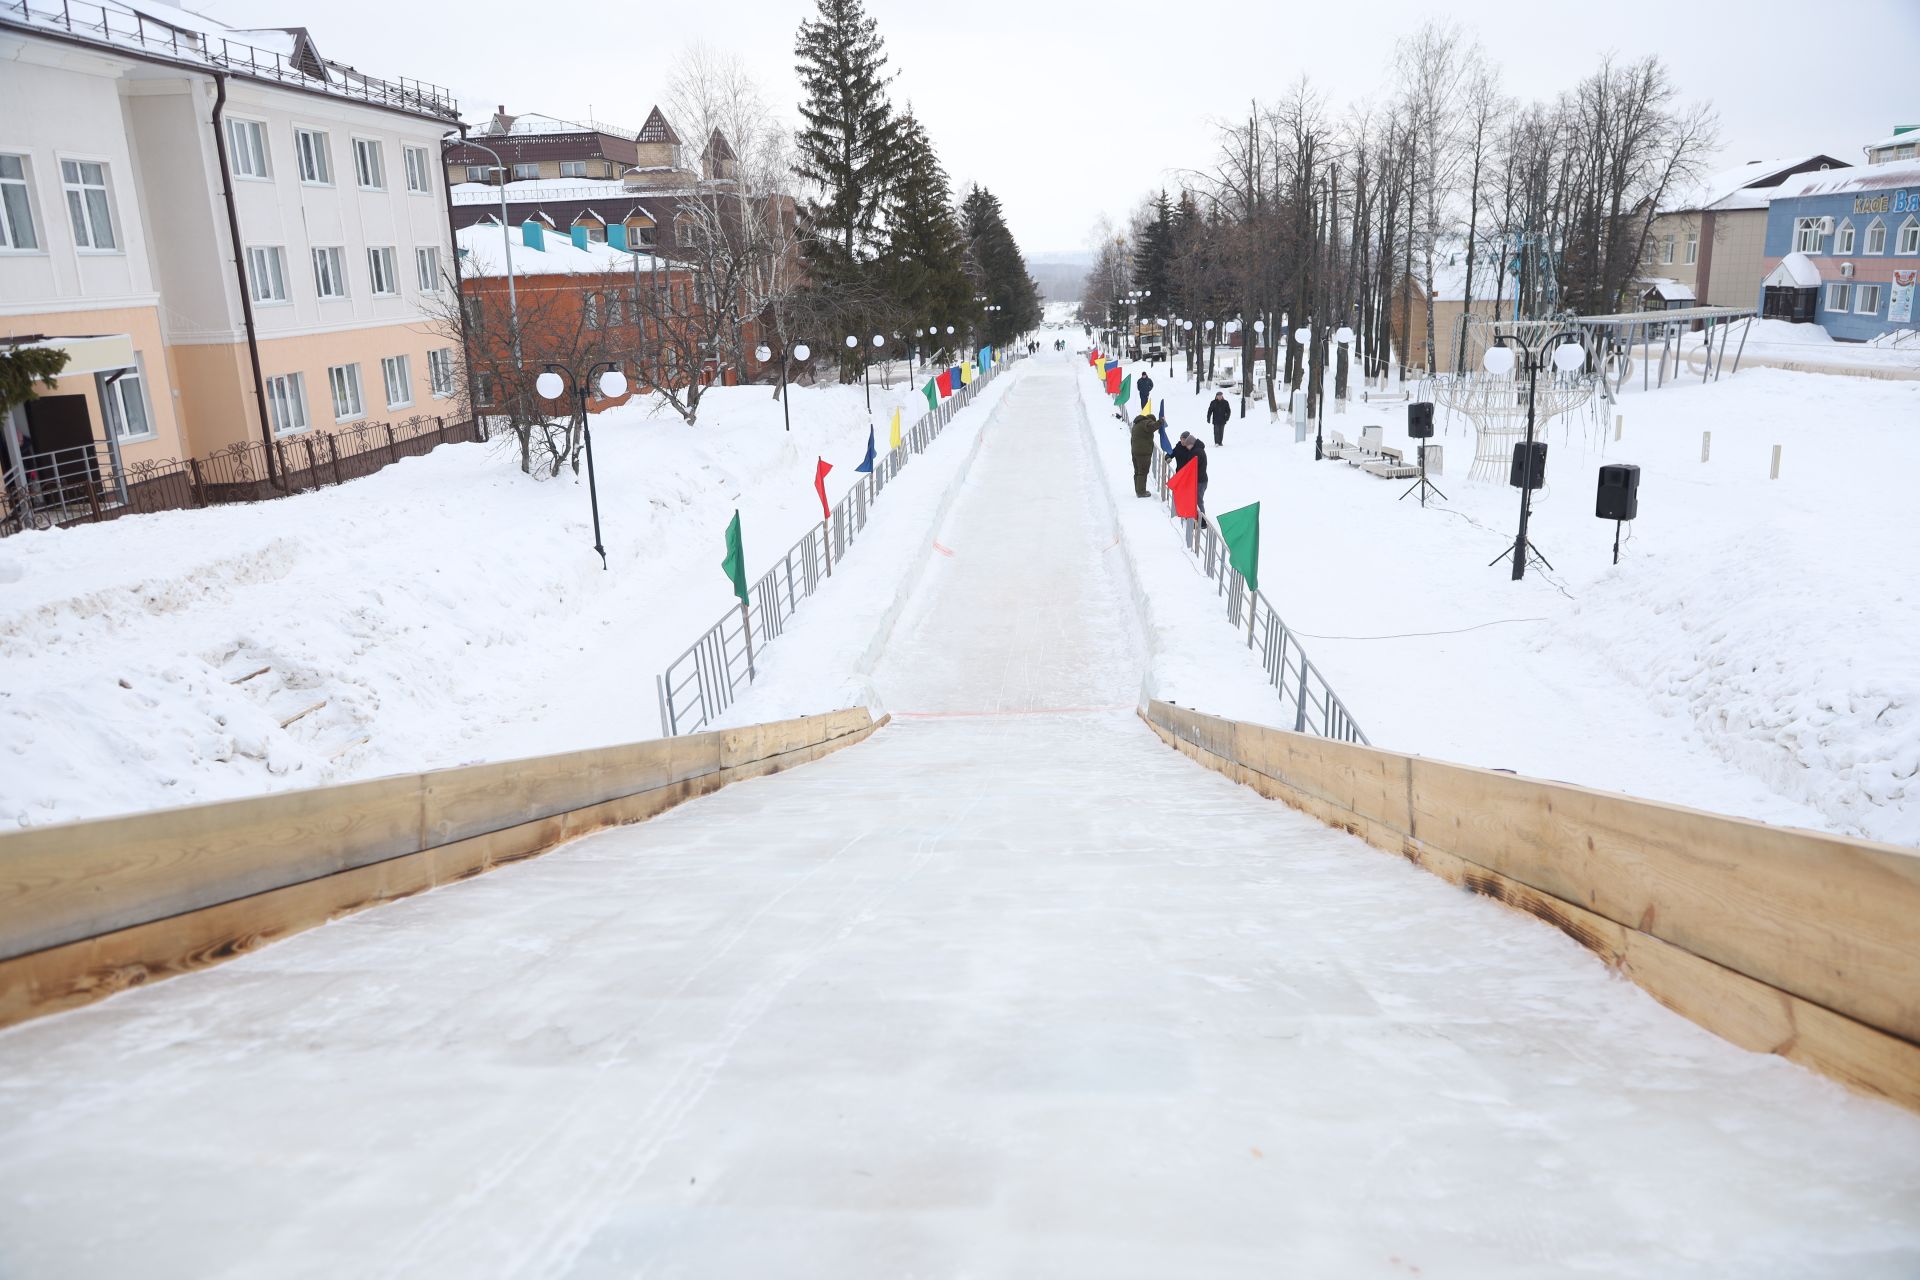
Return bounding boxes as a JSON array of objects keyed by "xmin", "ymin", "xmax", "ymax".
[
  {"xmin": 1076, "ymin": 340, "xmax": 1919, "ymax": 845},
  {"xmin": 0, "ymin": 370, "xmax": 1019, "ymax": 827}
]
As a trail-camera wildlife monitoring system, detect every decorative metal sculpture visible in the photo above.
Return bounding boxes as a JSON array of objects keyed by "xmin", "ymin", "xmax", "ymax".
[{"xmin": 1436, "ymin": 316, "xmax": 1598, "ymax": 483}]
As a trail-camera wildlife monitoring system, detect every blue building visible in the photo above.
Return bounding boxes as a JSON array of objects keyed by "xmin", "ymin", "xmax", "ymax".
[{"xmin": 1760, "ymin": 159, "xmax": 1920, "ymax": 340}]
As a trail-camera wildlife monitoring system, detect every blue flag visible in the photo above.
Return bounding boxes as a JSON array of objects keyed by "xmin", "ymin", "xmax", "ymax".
[
  {"xmin": 1157, "ymin": 423, "xmax": 1173, "ymax": 456},
  {"xmin": 855, "ymin": 425, "xmax": 876, "ymax": 474},
  {"xmin": 949, "ymin": 365, "xmax": 962, "ymax": 390}
]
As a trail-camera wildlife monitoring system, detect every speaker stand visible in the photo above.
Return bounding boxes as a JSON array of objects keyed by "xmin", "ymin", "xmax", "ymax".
[
  {"xmin": 1612, "ymin": 518, "xmax": 1623, "ymax": 565},
  {"xmin": 1488, "ymin": 538, "xmax": 1554, "ymax": 573},
  {"xmin": 1398, "ymin": 444, "xmax": 1447, "ymax": 508}
]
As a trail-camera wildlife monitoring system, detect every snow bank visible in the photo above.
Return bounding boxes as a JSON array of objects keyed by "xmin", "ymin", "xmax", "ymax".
[{"xmin": 0, "ymin": 371, "xmax": 1015, "ymax": 826}]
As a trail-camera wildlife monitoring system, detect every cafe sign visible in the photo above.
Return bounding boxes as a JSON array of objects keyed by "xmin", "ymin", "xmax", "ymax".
[{"xmin": 1855, "ymin": 190, "xmax": 1920, "ymax": 214}]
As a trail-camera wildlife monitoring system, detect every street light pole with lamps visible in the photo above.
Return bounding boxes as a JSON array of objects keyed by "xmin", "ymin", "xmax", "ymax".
[
  {"xmin": 535, "ymin": 361, "xmax": 626, "ymax": 569},
  {"xmin": 1484, "ymin": 331, "xmax": 1589, "ymax": 581},
  {"xmin": 447, "ymin": 134, "xmax": 521, "ymax": 370},
  {"xmin": 755, "ymin": 340, "xmax": 812, "ymax": 432}
]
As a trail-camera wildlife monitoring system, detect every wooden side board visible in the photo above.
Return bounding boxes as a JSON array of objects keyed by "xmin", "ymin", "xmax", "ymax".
[
  {"xmin": 0, "ymin": 710, "xmax": 884, "ymax": 1030},
  {"xmin": 1141, "ymin": 702, "xmax": 1920, "ymax": 1112}
]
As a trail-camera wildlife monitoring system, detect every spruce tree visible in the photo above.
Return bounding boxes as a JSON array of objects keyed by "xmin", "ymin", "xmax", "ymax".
[
  {"xmin": 960, "ymin": 185, "xmax": 1042, "ymax": 347},
  {"xmin": 882, "ymin": 112, "xmax": 974, "ymax": 354},
  {"xmin": 1133, "ymin": 190, "xmax": 1175, "ymax": 310},
  {"xmin": 793, "ymin": 0, "xmax": 901, "ymax": 283}
]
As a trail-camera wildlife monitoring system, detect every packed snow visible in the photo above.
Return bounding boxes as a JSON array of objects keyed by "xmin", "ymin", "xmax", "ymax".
[
  {"xmin": 1080, "ymin": 336, "xmax": 1920, "ymax": 845},
  {"xmin": 0, "ymin": 370, "xmax": 1013, "ymax": 827},
  {"xmin": 3, "ymin": 353, "xmax": 1916, "ymax": 1277}
]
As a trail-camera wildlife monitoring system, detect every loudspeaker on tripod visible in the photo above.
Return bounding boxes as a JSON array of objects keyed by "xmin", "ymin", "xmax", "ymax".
[
  {"xmin": 1596, "ymin": 463, "xmax": 1640, "ymax": 520},
  {"xmin": 1509, "ymin": 440, "xmax": 1547, "ymax": 489},
  {"xmin": 1407, "ymin": 401, "xmax": 1434, "ymax": 439}
]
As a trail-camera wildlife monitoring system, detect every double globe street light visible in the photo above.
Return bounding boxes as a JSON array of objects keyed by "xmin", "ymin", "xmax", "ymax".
[
  {"xmin": 1484, "ymin": 335, "xmax": 1589, "ymax": 581},
  {"xmin": 756, "ymin": 340, "xmax": 812, "ymax": 433},
  {"xmin": 845, "ymin": 332, "xmax": 886, "ymax": 412},
  {"xmin": 536, "ymin": 362, "xmax": 627, "ymax": 570}
]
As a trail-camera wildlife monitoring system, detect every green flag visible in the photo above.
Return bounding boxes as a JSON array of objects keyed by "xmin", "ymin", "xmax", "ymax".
[
  {"xmin": 922, "ymin": 379, "xmax": 939, "ymax": 412},
  {"xmin": 721, "ymin": 509, "xmax": 748, "ymax": 604},
  {"xmin": 1116, "ymin": 372, "xmax": 1132, "ymax": 406},
  {"xmin": 1216, "ymin": 502, "xmax": 1260, "ymax": 594}
]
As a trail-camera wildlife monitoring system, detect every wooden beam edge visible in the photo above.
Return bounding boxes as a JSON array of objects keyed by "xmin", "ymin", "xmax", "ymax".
[
  {"xmin": 1138, "ymin": 711, "xmax": 1920, "ymax": 1113},
  {"xmin": 0, "ymin": 713, "xmax": 887, "ymax": 1033}
]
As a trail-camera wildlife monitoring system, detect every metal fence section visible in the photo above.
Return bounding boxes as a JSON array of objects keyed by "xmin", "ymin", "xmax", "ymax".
[
  {"xmin": 1149, "ymin": 450, "xmax": 1370, "ymax": 746},
  {"xmin": 656, "ymin": 356, "xmax": 1022, "ymax": 737},
  {"xmin": 2, "ymin": 414, "xmax": 481, "ymax": 536}
]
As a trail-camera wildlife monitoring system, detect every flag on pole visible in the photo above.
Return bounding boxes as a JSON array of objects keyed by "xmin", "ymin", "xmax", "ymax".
[
  {"xmin": 1169, "ymin": 459, "xmax": 1201, "ymax": 519},
  {"xmin": 889, "ymin": 405, "xmax": 902, "ymax": 450},
  {"xmin": 980, "ymin": 345, "xmax": 993, "ymax": 367},
  {"xmin": 1116, "ymin": 372, "xmax": 1131, "ymax": 406},
  {"xmin": 1157, "ymin": 422, "xmax": 1173, "ymax": 455},
  {"xmin": 922, "ymin": 379, "xmax": 938, "ymax": 412},
  {"xmin": 936, "ymin": 369, "xmax": 953, "ymax": 398},
  {"xmin": 1087, "ymin": 350, "xmax": 1098, "ymax": 366},
  {"xmin": 855, "ymin": 426, "xmax": 876, "ymax": 473},
  {"xmin": 961, "ymin": 362, "xmax": 974, "ymax": 385},
  {"xmin": 948, "ymin": 364, "xmax": 962, "ymax": 391},
  {"xmin": 721, "ymin": 510, "xmax": 748, "ymax": 604},
  {"xmin": 1105, "ymin": 366, "xmax": 1123, "ymax": 396},
  {"xmin": 1216, "ymin": 502, "xmax": 1260, "ymax": 592},
  {"xmin": 814, "ymin": 457, "xmax": 833, "ymax": 522}
]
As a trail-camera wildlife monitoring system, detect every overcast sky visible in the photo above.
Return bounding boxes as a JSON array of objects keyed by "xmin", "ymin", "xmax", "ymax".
[{"xmin": 204, "ymin": 0, "xmax": 1919, "ymax": 257}]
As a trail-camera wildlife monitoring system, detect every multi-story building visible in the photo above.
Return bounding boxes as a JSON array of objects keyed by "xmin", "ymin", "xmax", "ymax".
[
  {"xmin": 1759, "ymin": 151, "xmax": 1920, "ymax": 340},
  {"xmin": 1641, "ymin": 155, "xmax": 1844, "ymax": 311},
  {"xmin": 1, "ymin": 0, "xmax": 463, "ymax": 497},
  {"xmin": 1864, "ymin": 127, "xmax": 1919, "ymax": 167}
]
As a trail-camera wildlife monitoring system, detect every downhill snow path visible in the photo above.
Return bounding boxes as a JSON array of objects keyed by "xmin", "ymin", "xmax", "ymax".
[{"xmin": 2, "ymin": 358, "xmax": 1918, "ymax": 1277}]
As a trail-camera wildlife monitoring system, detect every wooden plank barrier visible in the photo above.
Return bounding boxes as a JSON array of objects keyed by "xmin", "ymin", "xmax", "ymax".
[
  {"xmin": 0, "ymin": 708, "xmax": 885, "ymax": 1030},
  {"xmin": 1141, "ymin": 700, "xmax": 1920, "ymax": 1112}
]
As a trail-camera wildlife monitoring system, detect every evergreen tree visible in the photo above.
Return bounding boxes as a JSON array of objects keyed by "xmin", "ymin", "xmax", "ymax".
[
  {"xmin": 1133, "ymin": 190, "xmax": 1175, "ymax": 308},
  {"xmin": 960, "ymin": 185, "xmax": 1042, "ymax": 347},
  {"xmin": 793, "ymin": 0, "xmax": 902, "ymax": 283},
  {"xmin": 882, "ymin": 112, "xmax": 974, "ymax": 355}
]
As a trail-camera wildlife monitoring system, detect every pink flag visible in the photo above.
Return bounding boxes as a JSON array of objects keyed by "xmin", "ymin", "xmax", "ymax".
[{"xmin": 814, "ymin": 456, "xmax": 833, "ymax": 522}]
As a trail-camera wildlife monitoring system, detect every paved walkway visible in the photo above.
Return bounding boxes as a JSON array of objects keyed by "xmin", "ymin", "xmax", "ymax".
[{"xmin": 2, "ymin": 357, "xmax": 1917, "ymax": 1278}]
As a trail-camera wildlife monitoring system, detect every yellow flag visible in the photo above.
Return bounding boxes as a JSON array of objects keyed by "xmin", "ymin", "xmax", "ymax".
[
  {"xmin": 888, "ymin": 405, "xmax": 902, "ymax": 450},
  {"xmin": 962, "ymin": 362, "xmax": 975, "ymax": 385}
]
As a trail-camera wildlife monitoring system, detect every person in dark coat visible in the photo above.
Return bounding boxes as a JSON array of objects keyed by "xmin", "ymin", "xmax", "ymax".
[
  {"xmin": 1129, "ymin": 409, "xmax": 1162, "ymax": 498},
  {"xmin": 1170, "ymin": 431, "xmax": 1209, "ymax": 520},
  {"xmin": 1206, "ymin": 392, "xmax": 1232, "ymax": 446},
  {"xmin": 1138, "ymin": 370, "xmax": 1155, "ymax": 407}
]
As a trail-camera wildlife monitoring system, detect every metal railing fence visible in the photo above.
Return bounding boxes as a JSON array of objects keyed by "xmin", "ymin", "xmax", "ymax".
[
  {"xmin": 655, "ymin": 356, "xmax": 1022, "ymax": 737},
  {"xmin": 1147, "ymin": 433, "xmax": 1370, "ymax": 746}
]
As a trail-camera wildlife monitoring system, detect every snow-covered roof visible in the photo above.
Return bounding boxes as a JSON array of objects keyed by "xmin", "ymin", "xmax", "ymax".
[
  {"xmin": 470, "ymin": 111, "xmax": 638, "ymax": 140},
  {"xmin": 1423, "ymin": 241, "xmax": 1508, "ymax": 302},
  {"xmin": 450, "ymin": 178, "xmax": 627, "ymax": 205},
  {"xmin": 1659, "ymin": 157, "xmax": 1842, "ymax": 213},
  {"xmin": 455, "ymin": 223, "xmax": 674, "ymax": 278},
  {"xmin": 1641, "ymin": 278, "xmax": 1697, "ymax": 302},
  {"xmin": 1863, "ymin": 129, "xmax": 1919, "ymax": 153},
  {"xmin": 1764, "ymin": 253, "xmax": 1822, "ymax": 289},
  {"xmin": 1771, "ymin": 159, "xmax": 1920, "ymax": 200}
]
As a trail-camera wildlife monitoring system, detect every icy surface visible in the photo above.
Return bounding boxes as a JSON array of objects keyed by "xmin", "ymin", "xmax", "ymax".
[{"xmin": 3, "ymin": 356, "xmax": 1918, "ymax": 1276}]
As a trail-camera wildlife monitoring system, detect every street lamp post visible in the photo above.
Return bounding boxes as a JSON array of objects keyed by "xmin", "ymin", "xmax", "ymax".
[
  {"xmin": 756, "ymin": 340, "xmax": 811, "ymax": 432},
  {"xmin": 449, "ymin": 134, "xmax": 521, "ymax": 371},
  {"xmin": 1292, "ymin": 326, "xmax": 1318, "ymax": 457},
  {"xmin": 535, "ymin": 361, "xmax": 626, "ymax": 569},
  {"xmin": 1334, "ymin": 325, "xmax": 1355, "ymax": 416},
  {"xmin": 1484, "ymin": 332, "xmax": 1588, "ymax": 581}
]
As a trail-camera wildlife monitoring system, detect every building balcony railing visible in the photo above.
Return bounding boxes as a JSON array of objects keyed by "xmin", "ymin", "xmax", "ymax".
[{"xmin": 1, "ymin": 0, "xmax": 461, "ymax": 122}]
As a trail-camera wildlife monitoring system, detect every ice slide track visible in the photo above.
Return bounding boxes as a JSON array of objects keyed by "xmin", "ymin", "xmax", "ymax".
[{"xmin": 0, "ymin": 357, "xmax": 1917, "ymax": 1274}]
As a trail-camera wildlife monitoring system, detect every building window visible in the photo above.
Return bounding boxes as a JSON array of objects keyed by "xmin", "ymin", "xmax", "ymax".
[
  {"xmin": 428, "ymin": 348, "xmax": 455, "ymax": 398},
  {"xmin": 475, "ymin": 371, "xmax": 496, "ymax": 405},
  {"xmin": 1866, "ymin": 218, "xmax": 1887, "ymax": 255},
  {"xmin": 327, "ymin": 362, "xmax": 364, "ymax": 421},
  {"xmin": 415, "ymin": 245, "xmax": 441, "ymax": 293},
  {"xmin": 1659, "ymin": 234, "xmax": 1675, "ymax": 265},
  {"xmin": 246, "ymin": 245, "xmax": 288, "ymax": 303},
  {"xmin": 1825, "ymin": 282, "xmax": 1851, "ymax": 312},
  {"xmin": 61, "ymin": 159, "xmax": 116, "ymax": 250},
  {"xmin": 1683, "ymin": 231, "xmax": 1698, "ymax": 265},
  {"xmin": 559, "ymin": 161, "xmax": 587, "ymax": 178},
  {"xmin": 583, "ymin": 291, "xmax": 602, "ymax": 327},
  {"xmin": 1855, "ymin": 284, "xmax": 1883, "ymax": 315},
  {"xmin": 1794, "ymin": 217, "xmax": 1823, "ymax": 254},
  {"xmin": 0, "ymin": 154, "xmax": 37, "ymax": 251},
  {"xmin": 97, "ymin": 364, "xmax": 153, "ymax": 441},
  {"xmin": 1835, "ymin": 220, "xmax": 1855, "ymax": 256},
  {"xmin": 381, "ymin": 354, "xmax": 413, "ymax": 409},
  {"xmin": 1900, "ymin": 217, "xmax": 1920, "ymax": 256},
  {"xmin": 265, "ymin": 372, "xmax": 309, "ymax": 435},
  {"xmin": 353, "ymin": 138, "xmax": 385, "ymax": 190},
  {"xmin": 630, "ymin": 223, "xmax": 656, "ymax": 246},
  {"xmin": 511, "ymin": 163, "xmax": 539, "ymax": 181},
  {"xmin": 368, "ymin": 246, "xmax": 399, "ymax": 296},
  {"xmin": 462, "ymin": 294, "xmax": 485, "ymax": 330},
  {"xmin": 465, "ymin": 164, "xmax": 490, "ymax": 184},
  {"xmin": 227, "ymin": 118, "xmax": 270, "ymax": 179},
  {"xmin": 295, "ymin": 128, "xmax": 332, "ymax": 184},
  {"xmin": 312, "ymin": 246, "xmax": 348, "ymax": 299},
  {"xmin": 403, "ymin": 146, "xmax": 432, "ymax": 194}
]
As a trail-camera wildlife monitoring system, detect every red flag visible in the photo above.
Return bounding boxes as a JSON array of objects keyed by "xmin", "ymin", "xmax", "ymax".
[
  {"xmin": 936, "ymin": 369, "xmax": 953, "ymax": 397},
  {"xmin": 1105, "ymin": 366, "xmax": 1122, "ymax": 395},
  {"xmin": 813, "ymin": 456, "xmax": 832, "ymax": 522},
  {"xmin": 1087, "ymin": 350, "xmax": 1098, "ymax": 366},
  {"xmin": 1169, "ymin": 458, "xmax": 1201, "ymax": 518}
]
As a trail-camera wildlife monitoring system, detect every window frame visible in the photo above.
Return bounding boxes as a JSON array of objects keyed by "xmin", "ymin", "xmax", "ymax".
[
  {"xmin": 559, "ymin": 160, "xmax": 587, "ymax": 178},
  {"xmin": 96, "ymin": 361, "xmax": 155, "ymax": 443},
  {"xmin": 265, "ymin": 371, "xmax": 310, "ymax": 435},
  {"xmin": 0, "ymin": 152, "xmax": 40, "ymax": 253},
  {"xmin": 246, "ymin": 244, "xmax": 290, "ymax": 305},
  {"xmin": 510, "ymin": 163, "xmax": 539, "ymax": 182},
  {"xmin": 352, "ymin": 137, "xmax": 386, "ymax": 191},
  {"xmin": 312, "ymin": 245, "xmax": 348, "ymax": 300},
  {"xmin": 1659, "ymin": 234, "xmax": 1675, "ymax": 265},
  {"xmin": 1794, "ymin": 217, "xmax": 1823, "ymax": 255},
  {"xmin": 59, "ymin": 155, "xmax": 118, "ymax": 253},
  {"xmin": 1865, "ymin": 218, "xmax": 1887, "ymax": 255},
  {"xmin": 227, "ymin": 117, "xmax": 271, "ymax": 181},
  {"xmin": 1835, "ymin": 219, "xmax": 1855, "ymax": 256},
  {"xmin": 403, "ymin": 145, "xmax": 432, "ymax": 195},
  {"xmin": 367, "ymin": 245, "xmax": 399, "ymax": 297},
  {"xmin": 294, "ymin": 127, "xmax": 333, "ymax": 185},
  {"xmin": 1854, "ymin": 283, "xmax": 1882, "ymax": 316},
  {"xmin": 327, "ymin": 362, "xmax": 365, "ymax": 422},
  {"xmin": 415, "ymin": 245, "xmax": 441, "ymax": 293},
  {"xmin": 1683, "ymin": 230, "xmax": 1698, "ymax": 265},
  {"xmin": 1825, "ymin": 281, "xmax": 1851, "ymax": 312},
  {"xmin": 381, "ymin": 353, "xmax": 413, "ymax": 409},
  {"xmin": 1899, "ymin": 217, "xmax": 1920, "ymax": 257},
  {"xmin": 427, "ymin": 347, "xmax": 455, "ymax": 398}
]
